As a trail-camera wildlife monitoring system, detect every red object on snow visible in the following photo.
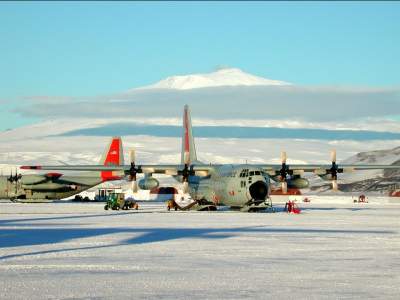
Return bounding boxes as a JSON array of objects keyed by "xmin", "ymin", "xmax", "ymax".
[
  {"xmin": 284, "ymin": 201, "xmax": 301, "ymax": 214},
  {"xmin": 358, "ymin": 195, "xmax": 368, "ymax": 203}
]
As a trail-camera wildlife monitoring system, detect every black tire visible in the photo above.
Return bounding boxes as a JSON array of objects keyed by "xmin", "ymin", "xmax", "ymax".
[{"xmin": 104, "ymin": 205, "xmax": 108, "ymax": 210}]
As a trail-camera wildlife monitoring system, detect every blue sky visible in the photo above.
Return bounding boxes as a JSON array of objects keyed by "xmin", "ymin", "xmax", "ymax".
[{"xmin": 1, "ymin": 1, "xmax": 400, "ymax": 130}]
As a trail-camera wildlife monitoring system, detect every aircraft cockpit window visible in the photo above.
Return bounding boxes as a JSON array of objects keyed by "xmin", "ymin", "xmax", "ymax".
[
  {"xmin": 239, "ymin": 169, "xmax": 249, "ymax": 177},
  {"xmin": 249, "ymin": 171, "xmax": 254, "ymax": 176},
  {"xmin": 254, "ymin": 171, "xmax": 260, "ymax": 175}
]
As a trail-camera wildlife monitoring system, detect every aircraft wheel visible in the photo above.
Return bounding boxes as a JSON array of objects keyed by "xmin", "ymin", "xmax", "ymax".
[{"xmin": 104, "ymin": 205, "xmax": 108, "ymax": 210}]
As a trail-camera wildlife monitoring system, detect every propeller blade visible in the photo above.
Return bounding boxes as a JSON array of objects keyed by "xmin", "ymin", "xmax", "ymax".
[
  {"xmin": 281, "ymin": 151, "xmax": 287, "ymax": 164},
  {"xmin": 142, "ymin": 167, "xmax": 155, "ymax": 173},
  {"xmin": 165, "ymin": 169, "xmax": 178, "ymax": 176},
  {"xmin": 112, "ymin": 170, "xmax": 125, "ymax": 177},
  {"xmin": 129, "ymin": 149, "xmax": 135, "ymax": 163},
  {"xmin": 194, "ymin": 170, "xmax": 209, "ymax": 177},
  {"xmin": 292, "ymin": 170, "xmax": 304, "ymax": 176},
  {"xmin": 131, "ymin": 180, "xmax": 138, "ymax": 193},
  {"xmin": 331, "ymin": 149, "xmax": 337, "ymax": 163},
  {"xmin": 281, "ymin": 181, "xmax": 288, "ymax": 194},
  {"xmin": 332, "ymin": 180, "xmax": 338, "ymax": 191},
  {"xmin": 183, "ymin": 181, "xmax": 189, "ymax": 194},
  {"xmin": 314, "ymin": 168, "xmax": 326, "ymax": 175}
]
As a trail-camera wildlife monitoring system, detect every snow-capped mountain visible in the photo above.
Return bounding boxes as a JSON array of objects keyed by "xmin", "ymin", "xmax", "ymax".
[{"xmin": 135, "ymin": 68, "xmax": 290, "ymax": 90}]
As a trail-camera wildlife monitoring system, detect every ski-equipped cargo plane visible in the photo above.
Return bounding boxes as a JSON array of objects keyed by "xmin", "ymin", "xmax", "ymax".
[
  {"xmin": 1, "ymin": 137, "xmax": 124, "ymax": 202},
  {"xmin": 22, "ymin": 105, "xmax": 400, "ymax": 211}
]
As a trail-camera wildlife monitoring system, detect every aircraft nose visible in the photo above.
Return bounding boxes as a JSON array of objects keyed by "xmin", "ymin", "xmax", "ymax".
[{"xmin": 249, "ymin": 180, "xmax": 268, "ymax": 200}]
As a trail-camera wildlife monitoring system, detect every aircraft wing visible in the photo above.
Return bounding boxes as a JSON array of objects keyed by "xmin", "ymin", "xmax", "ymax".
[
  {"xmin": 20, "ymin": 164, "xmax": 214, "ymax": 176},
  {"xmin": 260, "ymin": 164, "xmax": 400, "ymax": 176},
  {"xmin": 22, "ymin": 163, "xmax": 400, "ymax": 178}
]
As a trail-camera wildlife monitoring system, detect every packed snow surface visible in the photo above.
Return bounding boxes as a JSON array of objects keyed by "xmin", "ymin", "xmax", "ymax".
[{"xmin": 1, "ymin": 197, "xmax": 399, "ymax": 299}]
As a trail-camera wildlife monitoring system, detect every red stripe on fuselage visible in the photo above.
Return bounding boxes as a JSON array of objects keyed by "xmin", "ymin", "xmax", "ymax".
[{"xmin": 184, "ymin": 108, "xmax": 190, "ymax": 153}]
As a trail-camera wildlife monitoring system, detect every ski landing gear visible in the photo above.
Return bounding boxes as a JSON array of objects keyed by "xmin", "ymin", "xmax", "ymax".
[{"xmin": 240, "ymin": 198, "xmax": 275, "ymax": 212}]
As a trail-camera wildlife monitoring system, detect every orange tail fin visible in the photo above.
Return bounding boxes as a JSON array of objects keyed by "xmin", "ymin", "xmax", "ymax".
[{"xmin": 100, "ymin": 136, "xmax": 124, "ymax": 181}]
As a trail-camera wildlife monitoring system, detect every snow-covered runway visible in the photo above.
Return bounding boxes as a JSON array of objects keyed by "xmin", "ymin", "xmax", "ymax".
[{"xmin": 1, "ymin": 200, "xmax": 399, "ymax": 299}]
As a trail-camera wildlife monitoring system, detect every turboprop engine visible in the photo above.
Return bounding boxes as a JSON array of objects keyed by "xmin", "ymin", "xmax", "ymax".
[
  {"xmin": 21, "ymin": 182, "xmax": 78, "ymax": 191},
  {"xmin": 20, "ymin": 175, "xmax": 47, "ymax": 185},
  {"xmin": 138, "ymin": 174, "xmax": 159, "ymax": 190},
  {"xmin": 287, "ymin": 176, "xmax": 309, "ymax": 189},
  {"xmin": 318, "ymin": 174, "xmax": 334, "ymax": 181}
]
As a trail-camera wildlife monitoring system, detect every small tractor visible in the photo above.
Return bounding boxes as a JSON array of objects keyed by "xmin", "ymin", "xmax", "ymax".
[{"xmin": 104, "ymin": 192, "xmax": 138, "ymax": 210}]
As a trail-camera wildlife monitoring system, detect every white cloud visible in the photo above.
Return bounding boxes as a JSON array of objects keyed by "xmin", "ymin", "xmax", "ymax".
[{"xmin": 13, "ymin": 85, "xmax": 400, "ymax": 124}]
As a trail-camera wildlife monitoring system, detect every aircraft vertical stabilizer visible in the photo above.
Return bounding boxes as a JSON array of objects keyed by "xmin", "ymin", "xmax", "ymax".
[
  {"xmin": 181, "ymin": 105, "xmax": 198, "ymax": 164},
  {"xmin": 99, "ymin": 137, "xmax": 124, "ymax": 181}
]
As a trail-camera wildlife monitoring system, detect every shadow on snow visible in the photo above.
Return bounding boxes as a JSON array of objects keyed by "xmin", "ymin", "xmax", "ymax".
[{"xmin": 0, "ymin": 225, "xmax": 395, "ymax": 260}]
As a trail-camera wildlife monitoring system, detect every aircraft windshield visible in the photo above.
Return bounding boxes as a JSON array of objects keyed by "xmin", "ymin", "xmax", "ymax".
[
  {"xmin": 240, "ymin": 169, "xmax": 262, "ymax": 177},
  {"xmin": 239, "ymin": 169, "xmax": 249, "ymax": 177}
]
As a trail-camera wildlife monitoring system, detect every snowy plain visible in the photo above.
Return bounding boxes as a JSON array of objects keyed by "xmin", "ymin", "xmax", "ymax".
[{"xmin": 1, "ymin": 197, "xmax": 399, "ymax": 300}]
